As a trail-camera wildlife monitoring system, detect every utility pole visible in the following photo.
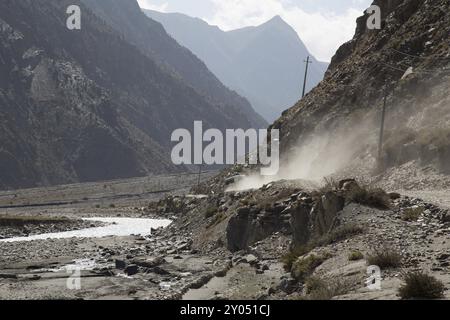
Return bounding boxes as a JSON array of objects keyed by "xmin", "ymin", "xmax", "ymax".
[
  {"xmin": 197, "ymin": 164, "xmax": 203, "ymax": 189},
  {"xmin": 302, "ymin": 56, "xmax": 312, "ymax": 98},
  {"xmin": 378, "ymin": 83, "xmax": 389, "ymax": 161}
]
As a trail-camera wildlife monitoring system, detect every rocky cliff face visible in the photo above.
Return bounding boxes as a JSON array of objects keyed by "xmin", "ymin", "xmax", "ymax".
[
  {"xmin": 0, "ymin": 0, "xmax": 263, "ymax": 189},
  {"xmin": 273, "ymin": 0, "xmax": 450, "ymax": 182}
]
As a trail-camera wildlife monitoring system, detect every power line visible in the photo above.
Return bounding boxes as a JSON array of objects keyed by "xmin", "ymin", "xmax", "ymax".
[
  {"xmin": 378, "ymin": 83, "xmax": 389, "ymax": 162},
  {"xmin": 379, "ymin": 62, "xmax": 409, "ymax": 73},
  {"xmin": 390, "ymin": 48, "xmax": 450, "ymax": 60},
  {"xmin": 379, "ymin": 61, "xmax": 450, "ymax": 75}
]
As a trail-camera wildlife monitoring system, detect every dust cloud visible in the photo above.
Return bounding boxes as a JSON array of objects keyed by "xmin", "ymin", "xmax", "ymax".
[{"xmin": 227, "ymin": 112, "xmax": 379, "ymax": 191}]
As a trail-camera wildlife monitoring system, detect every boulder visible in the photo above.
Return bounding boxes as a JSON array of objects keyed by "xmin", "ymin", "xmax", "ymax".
[
  {"xmin": 124, "ymin": 265, "xmax": 139, "ymax": 276},
  {"xmin": 242, "ymin": 254, "xmax": 258, "ymax": 265},
  {"xmin": 278, "ymin": 277, "xmax": 299, "ymax": 294},
  {"xmin": 115, "ymin": 259, "xmax": 127, "ymax": 270},
  {"xmin": 339, "ymin": 179, "xmax": 361, "ymax": 194}
]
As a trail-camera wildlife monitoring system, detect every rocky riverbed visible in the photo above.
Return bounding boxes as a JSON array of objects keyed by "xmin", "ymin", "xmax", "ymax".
[{"xmin": 1, "ymin": 171, "xmax": 450, "ymax": 300}]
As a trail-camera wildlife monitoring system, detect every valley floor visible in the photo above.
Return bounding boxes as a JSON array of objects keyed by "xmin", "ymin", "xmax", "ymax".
[{"xmin": 0, "ymin": 171, "xmax": 450, "ymax": 300}]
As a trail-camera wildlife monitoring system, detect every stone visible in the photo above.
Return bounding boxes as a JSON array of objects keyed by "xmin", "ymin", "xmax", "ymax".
[
  {"xmin": 338, "ymin": 178, "xmax": 357, "ymax": 190},
  {"xmin": 152, "ymin": 266, "xmax": 170, "ymax": 275},
  {"xmin": 278, "ymin": 277, "xmax": 298, "ymax": 294},
  {"xmin": 437, "ymin": 253, "xmax": 450, "ymax": 261},
  {"xmin": 176, "ymin": 241, "xmax": 191, "ymax": 251},
  {"xmin": 389, "ymin": 192, "xmax": 401, "ymax": 200},
  {"xmin": 115, "ymin": 259, "xmax": 127, "ymax": 270},
  {"xmin": 242, "ymin": 254, "xmax": 258, "ymax": 265},
  {"xmin": 159, "ymin": 282, "xmax": 171, "ymax": 291},
  {"xmin": 124, "ymin": 265, "xmax": 139, "ymax": 276},
  {"xmin": 236, "ymin": 207, "xmax": 251, "ymax": 216},
  {"xmin": 273, "ymin": 203, "xmax": 287, "ymax": 215}
]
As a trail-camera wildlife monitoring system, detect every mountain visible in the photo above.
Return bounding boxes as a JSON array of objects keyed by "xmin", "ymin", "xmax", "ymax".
[
  {"xmin": 272, "ymin": 0, "xmax": 450, "ymax": 184},
  {"xmin": 144, "ymin": 10, "xmax": 328, "ymax": 122},
  {"xmin": 82, "ymin": 0, "xmax": 266, "ymax": 129},
  {"xmin": 0, "ymin": 0, "xmax": 263, "ymax": 189}
]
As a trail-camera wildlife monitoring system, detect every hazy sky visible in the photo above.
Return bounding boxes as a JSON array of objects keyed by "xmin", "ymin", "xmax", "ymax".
[{"xmin": 138, "ymin": 0, "xmax": 373, "ymax": 62}]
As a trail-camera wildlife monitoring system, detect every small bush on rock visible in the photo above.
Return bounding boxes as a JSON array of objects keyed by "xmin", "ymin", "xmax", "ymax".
[
  {"xmin": 402, "ymin": 207, "xmax": 424, "ymax": 222},
  {"xmin": 305, "ymin": 276, "xmax": 351, "ymax": 300},
  {"xmin": 367, "ymin": 246, "xmax": 402, "ymax": 269},
  {"xmin": 314, "ymin": 223, "xmax": 365, "ymax": 248},
  {"xmin": 204, "ymin": 205, "xmax": 218, "ymax": 218},
  {"xmin": 282, "ymin": 224, "xmax": 364, "ymax": 271},
  {"xmin": 291, "ymin": 253, "xmax": 331, "ymax": 282},
  {"xmin": 399, "ymin": 272, "xmax": 445, "ymax": 300},
  {"xmin": 348, "ymin": 250, "xmax": 364, "ymax": 261},
  {"xmin": 348, "ymin": 187, "xmax": 391, "ymax": 210},
  {"xmin": 282, "ymin": 245, "xmax": 310, "ymax": 272}
]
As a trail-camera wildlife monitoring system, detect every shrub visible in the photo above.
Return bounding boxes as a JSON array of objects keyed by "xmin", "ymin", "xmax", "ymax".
[
  {"xmin": 207, "ymin": 212, "xmax": 227, "ymax": 228},
  {"xmin": 367, "ymin": 246, "xmax": 402, "ymax": 269},
  {"xmin": 348, "ymin": 187, "xmax": 391, "ymax": 210},
  {"xmin": 305, "ymin": 276, "xmax": 351, "ymax": 300},
  {"xmin": 314, "ymin": 224, "xmax": 365, "ymax": 248},
  {"xmin": 389, "ymin": 192, "xmax": 401, "ymax": 200},
  {"xmin": 348, "ymin": 250, "xmax": 364, "ymax": 261},
  {"xmin": 291, "ymin": 253, "xmax": 331, "ymax": 282},
  {"xmin": 399, "ymin": 272, "xmax": 445, "ymax": 300},
  {"xmin": 282, "ymin": 224, "xmax": 364, "ymax": 271},
  {"xmin": 282, "ymin": 245, "xmax": 310, "ymax": 271},
  {"xmin": 204, "ymin": 205, "xmax": 218, "ymax": 219},
  {"xmin": 402, "ymin": 207, "xmax": 424, "ymax": 222}
]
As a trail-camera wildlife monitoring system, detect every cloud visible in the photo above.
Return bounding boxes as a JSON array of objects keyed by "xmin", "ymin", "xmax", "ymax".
[
  {"xmin": 205, "ymin": 0, "xmax": 365, "ymax": 62},
  {"xmin": 137, "ymin": 0, "xmax": 169, "ymax": 12}
]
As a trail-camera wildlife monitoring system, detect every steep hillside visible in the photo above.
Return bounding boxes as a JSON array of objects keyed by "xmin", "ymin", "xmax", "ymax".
[
  {"xmin": 272, "ymin": 0, "xmax": 450, "ymax": 185},
  {"xmin": 82, "ymin": 0, "xmax": 266, "ymax": 128},
  {"xmin": 145, "ymin": 10, "xmax": 328, "ymax": 122},
  {"xmin": 0, "ymin": 0, "xmax": 260, "ymax": 189}
]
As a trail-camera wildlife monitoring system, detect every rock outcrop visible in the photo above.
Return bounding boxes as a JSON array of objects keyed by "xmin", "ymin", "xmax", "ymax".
[{"xmin": 226, "ymin": 187, "xmax": 345, "ymax": 252}]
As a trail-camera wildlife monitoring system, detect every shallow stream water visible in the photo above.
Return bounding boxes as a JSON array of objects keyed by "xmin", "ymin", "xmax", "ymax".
[{"xmin": 0, "ymin": 217, "xmax": 172, "ymax": 242}]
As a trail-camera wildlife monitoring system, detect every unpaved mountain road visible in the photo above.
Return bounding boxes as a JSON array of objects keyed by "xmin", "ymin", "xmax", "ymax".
[{"xmin": 400, "ymin": 190, "xmax": 450, "ymax": 209}]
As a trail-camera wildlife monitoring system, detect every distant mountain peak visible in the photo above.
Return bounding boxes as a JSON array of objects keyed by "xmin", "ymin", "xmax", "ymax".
[
  {"xmin": 263, "ymin": 15, "xmax": 290, "ymax": 28},
  {"xmin": 145, "ymin": 10, "xmax": 328, "ymax": 122},
  {"xmin": 267, "ymin": 15, "xmax": 284, "ymax": 23}
]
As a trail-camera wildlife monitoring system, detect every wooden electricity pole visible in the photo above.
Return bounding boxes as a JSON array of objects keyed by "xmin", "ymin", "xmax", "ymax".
[
  {"xmin": 378, "ymin": 83, "xmax": 389, "ymax": 161},
  {"xmin": 197, "ymin": 164, "xmax": 203, "ymax": 189},
  {"xmin": 302, "ymin": 56, "xmax": 312, "ymax": 98}
]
